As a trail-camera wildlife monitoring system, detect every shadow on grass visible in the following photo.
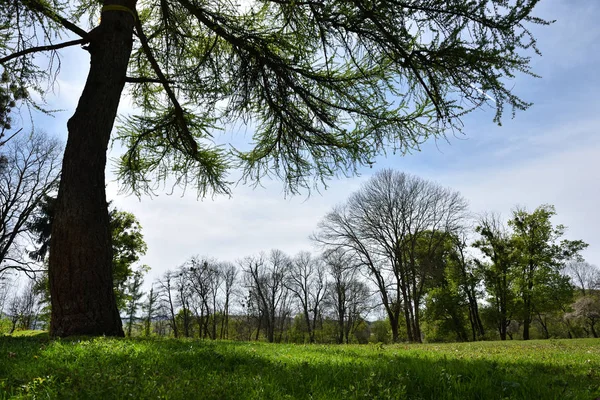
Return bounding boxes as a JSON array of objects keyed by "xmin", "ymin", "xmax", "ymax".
[{"xmin": 1, "ymin": 336, "xmax": 599, "ymax": 400}]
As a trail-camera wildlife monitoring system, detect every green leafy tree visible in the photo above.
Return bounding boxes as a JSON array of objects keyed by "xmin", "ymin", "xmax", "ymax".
[
  {"xmin": 509, "ymin": 205, "xmax": 586, "ymax": 340},
  {"xmin": 109, "ymin": 208, "xmax": 148, "ymax": 308},
  {"xmin": 1, "ymin": 0, "xmax": 550, "ymax": 336},
  {"xmin": 28, "ymin": 199, "xmax": 148, "ymax": 307},
  {"xmin": 422, "ymin": 232, "xmax": 483, "ymax": 342},
  {"xmin": 124, "ymin": 265, "xmax": 149, "ymax": 336},
  {"xmin": 142, "ymin": 285, "xmax": 159, "ymax": 337},
  {"xmin": 473, "ymin": 213, "xmax": 518, "ymax": 340}
]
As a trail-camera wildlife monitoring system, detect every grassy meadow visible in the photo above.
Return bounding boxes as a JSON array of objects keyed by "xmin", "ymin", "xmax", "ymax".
[{"xmin": 1, "ymin": 332, "xmax": 599, "ymax": 399}]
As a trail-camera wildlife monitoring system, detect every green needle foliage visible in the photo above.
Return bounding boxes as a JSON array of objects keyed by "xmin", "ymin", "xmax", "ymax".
[{"xmin": 2, "ymin": 0, "xmax": 550, "ymax": 195}]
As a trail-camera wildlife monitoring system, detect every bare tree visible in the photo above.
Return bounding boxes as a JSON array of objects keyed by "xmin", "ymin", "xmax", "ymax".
[
  {"xmin": 242, "ymin": 250, "xmax": 291, "ymax": 343},
  {"xmin": 564, "ymin": 261, "xmax": 600, "ymax": 296},
  {"xmin": 220, "ymin": 262, "xmax": 237, "ymax": 339},
  {"xmin": 315, "ymin": 169, "xmax": 468, "ymax": 342},
  {"xmin": 186, "ymin": 256, "xmax": 223, "ymax": 339},
  {"xmin": 142, "ymin": 285, "xmax": 159, "ymax": 337},
  {"xmin": 0, "ymin": 131, "xmax": 61, "ymax": 276},
  {"xmin": 157, "ymin": 271, "xmax": 179, "ymax": 338},
  {"xmin": 7, "ymin": 279, "xmax": 42, "ymax": 332},
  {"xmin": 323, "ymin": 249, "xmax": 370, "ymax": 344},
  {"xmin": 285, "ymin": 251, "xmax": 327, "ymax": 343},
  {"xmin": 175, "ymin": 266, "xmax": 193, "ymax": 337}
]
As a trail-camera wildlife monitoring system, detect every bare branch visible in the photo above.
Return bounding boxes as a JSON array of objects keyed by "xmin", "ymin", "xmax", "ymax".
[{"xmin": 0, "ymin": 39, "xmax": 87, "ymax": 64}]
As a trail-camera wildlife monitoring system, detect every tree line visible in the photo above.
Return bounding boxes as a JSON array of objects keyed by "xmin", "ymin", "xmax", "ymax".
[{"xmin": 2, "ymin": 154, "xmax": 598, "ymax": 342}]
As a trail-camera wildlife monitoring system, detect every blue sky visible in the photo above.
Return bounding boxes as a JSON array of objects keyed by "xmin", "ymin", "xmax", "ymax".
[{"xmin": 26, "ymin": 0, "xmax": 600, "ymax": 285}]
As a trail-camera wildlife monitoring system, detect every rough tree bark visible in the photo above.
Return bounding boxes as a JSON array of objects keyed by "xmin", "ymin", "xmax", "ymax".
[{"xmin": 48, "ymin": 0, "xmax": 137, "ymax": 337}]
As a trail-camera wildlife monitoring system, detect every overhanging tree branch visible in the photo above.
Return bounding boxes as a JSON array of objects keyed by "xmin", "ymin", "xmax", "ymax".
[
  {"xmin": 132, "ymin": 11, "xmax": 198, "ymax": 155},
  {"xmin": 21, "ymin": 0, "xmax": 88, "ymax": 38},
  {"xmin": 0, "ymin": 39, "xmax": 87, "ymax": 64}
]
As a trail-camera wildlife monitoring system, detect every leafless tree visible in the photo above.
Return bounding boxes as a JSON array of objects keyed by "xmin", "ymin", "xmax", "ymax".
[
  {"xmin": 242, "ymin": 250, "xmax": 291, "ymax": 343},
  {"xmin": 175, "ymin": 265, "xmax": 193, "ymax": 337},
  {"xmin": 285, "ymin": 251, "xmax": 328, "ymax": 343},
  {"xmin": 186, "ymin": 256, "xmax": 222, "ymax": 339},
  {"xmin": 314, "ymin": 169, "xmax": 468, "ymax": 342},
  {"xmin": 564, "ymin": 261, "xmax": 600, "ymax": 296},
  {"xmin": 157, "ymin": 271, "xmax": 179, "ymax": 338},
  {"xmin": 0, "ymin": 130, "xmax": 61, "ymax": 276},
  {"xmin": 7, "ymin": 279, "xmax": 42, "ymax": 332},
  {"xmin": 220, "ymin": 262, "xmax": 237, "ymax": 339},
  {"xmin": 323, "ymin": 249, "xmax": 371, "ymax": 344}
]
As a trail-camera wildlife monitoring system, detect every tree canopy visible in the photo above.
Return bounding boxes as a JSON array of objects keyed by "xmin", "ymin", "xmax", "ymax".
[{"xmin": 3, "ymin": 0, "xmax": 549, "ymax": 194}]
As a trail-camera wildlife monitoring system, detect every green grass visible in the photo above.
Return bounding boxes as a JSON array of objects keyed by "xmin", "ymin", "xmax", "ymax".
[{"xmin": 1, "ymin": 333, "xmax": 599, "ymax": 399}]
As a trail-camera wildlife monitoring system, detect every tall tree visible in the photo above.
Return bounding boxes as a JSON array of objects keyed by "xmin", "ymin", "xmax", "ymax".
[
  {"xmin": 323, "ymin": 249, "xmax": 370, "ymax": 344},
  {"xmin": 449, "ymin": 231, "xmax": 485, "ymax": 340},
  {"xmin": 157, "ymin": 270, "xmax": 179, "ymax": 338},
  {"xmin": 1, "ymin": 0, "xmax": 550, "ymax": 336},
  {"xmin": 242, "ymin": 250, "xmax": 291, "ymax": 343},
  {"xmin": 220, "ymin": 262, "xmax": 237, "ymax": 339},
  {"xmin": 509, "ymin": 205, "xmax": 586, "ymax": 340},
  {"xmin": 473, "ymin": 213, "xmax": 516, "ymax": 341},
  {"xmin": 315, "ymin": 169, "xmax": 468, "ymax": 342},
  {"xmin": 142, "ymin": 284, "xmax": 159, "ymax": 337},
  {"xmin": 123, "ymin": 265, "xmax": 148, "ymax": 336},
  {"xmin": 285, "ymin": 251, "xmax": 327, "ymax": 343},
  {"xmin": 564, "ymin": 261, "xmax": 600, "ymax": 296},
  {"xmin": 0, "ymin": 131, "xmax": 61, "ymax": 276}
]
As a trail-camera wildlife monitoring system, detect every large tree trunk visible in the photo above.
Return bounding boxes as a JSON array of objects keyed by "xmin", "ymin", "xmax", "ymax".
[{"xmin": 48, "ymin": 0, "xmax": 136, "ymax": 337}]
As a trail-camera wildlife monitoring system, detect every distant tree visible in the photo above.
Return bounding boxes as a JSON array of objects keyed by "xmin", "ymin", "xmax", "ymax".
[
  {"xmin": 370, "ymin": 319, "xmax": 392, "ymax": 344},
  {"xmin": 142, "ymin": 285, "xmax": 159, "ymax": 337},
  {"xmin": 564, "ymin": 261, "xmax": 600, "ymax": 296},
  {"xmin": 566, "ymin": 295, "xmax": 600, "ymax": 338},
  {"xmin": 0, "ymin": 270, "xmax": 14, "ymax": 316},
  {"xmin": 509, "ymin": 205, "xmax": 586, "ymax": 340},
  {"xmin": 220, "ymin": 262, "xmax": 237, "ymax": 340},
  {"xmin": 0, "ymin": 131, "xmax": 61, "ymax": 276},
  {"xmin": 124, "ymin": 266, "xmax": 149, "ymax": 336},
  {"xmin": 285, "ymin": 252, "xmax": 327, "ymax": 343},
  {"xmin": 323, "ymin": 249, "xmax": 371, "ymax": 344},
  {"xmin": 186, "ymin": 256, "xmax": 220, "ymax": 339},
  {"xmin": 174, "ymin": 266, "xmax": 193, "ymax": 337},
  {"xmin": 110, "ymin": 209, "xmax": 148, "ymax": 308},
  {"xmin": 315, "ymin": 169, "xmax": 468, "ymax": 342},
  {"xmin": 242, "ymin": 250, "xmax": 291, "ymax": 343},
  {"xmin": 157, "ymin": 271, "xmax": 179, "ymax": 338},
  {"xmin": 449, "ymin": 232, "xmax": 485, "ymax": 340},
  {"xmin": 473, "ymin": 213, "xmax": 517, "ymax": 341},
  {"xmin": 7, "ymin": 279, "xmax": 43, "ymax": 333}
]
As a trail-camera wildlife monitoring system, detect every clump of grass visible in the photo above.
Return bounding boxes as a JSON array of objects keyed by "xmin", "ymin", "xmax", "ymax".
[{"xmin": 1, "ymin": 335, "xmax": 599, "ymax": 399}]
